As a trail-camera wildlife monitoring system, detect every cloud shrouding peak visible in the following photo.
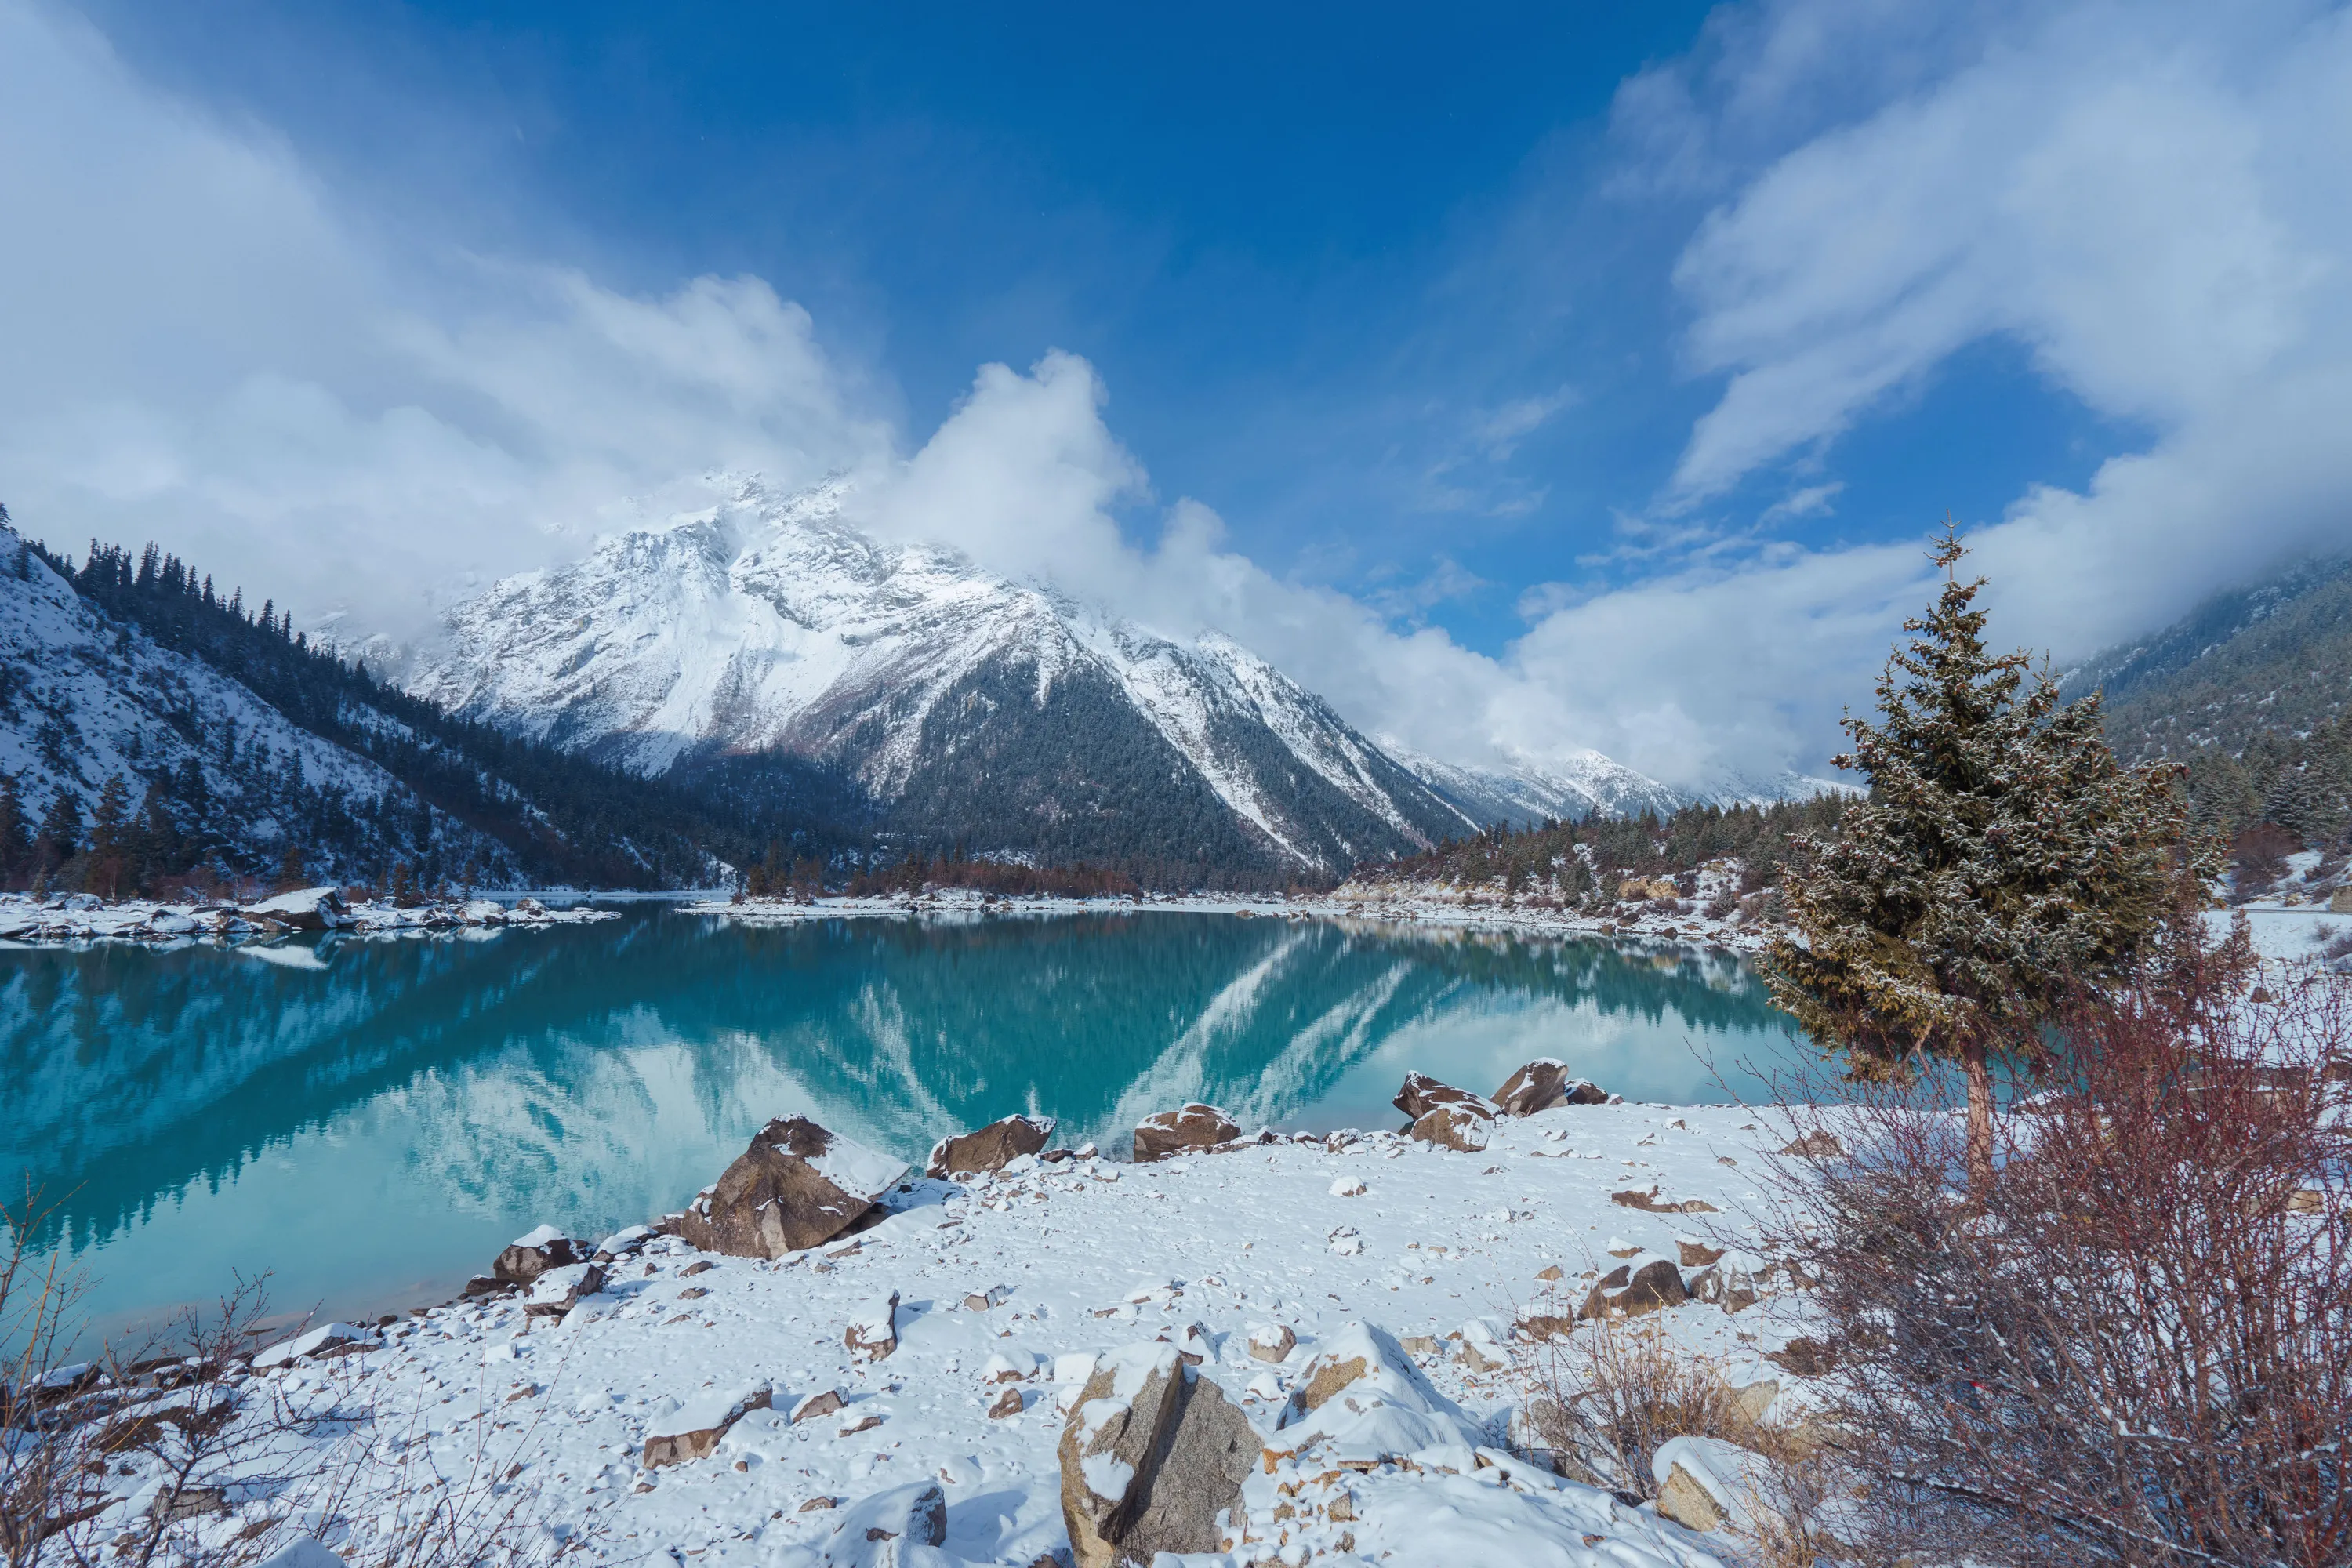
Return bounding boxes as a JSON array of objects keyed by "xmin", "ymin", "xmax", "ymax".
[{"xmin": 8, "ymin": 0, "xmax": 2352, "ymax": 796}]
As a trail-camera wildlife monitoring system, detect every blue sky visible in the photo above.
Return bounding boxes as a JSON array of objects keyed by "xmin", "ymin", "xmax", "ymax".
[{"xmin": 5, "ymin": 1, "xmax": 2350, "ymax": 786}]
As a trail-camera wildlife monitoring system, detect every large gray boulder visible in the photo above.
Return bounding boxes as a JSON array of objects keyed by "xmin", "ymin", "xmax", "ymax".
[
  {"xmin": 1058, "ymin": 1342, "xmax": 1259, "ymax": 1567},
  {"xmin": 927, "ymin": 1114, "xmax": 1056, "ymax": 1178},
  {"xmin": 669, "ymin": 1117, "xmax": 906, "ymax": 1258},
  {"xmin": 1132, "ymin": 1104, "xmax": 1240, "ymax": 1163}
]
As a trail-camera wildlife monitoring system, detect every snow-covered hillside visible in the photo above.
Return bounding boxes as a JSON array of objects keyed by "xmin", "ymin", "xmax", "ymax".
[
  {"xmin": 0, "ymin": 526, "xmax": 524, "ymax": 887},
  {"xmin": 1380, "ymin": 741, "xmax": 1687, "ymax": 827},
  {"xmin": 404, "ymin": 478, "xmax": 1509, "ymax": 874}
]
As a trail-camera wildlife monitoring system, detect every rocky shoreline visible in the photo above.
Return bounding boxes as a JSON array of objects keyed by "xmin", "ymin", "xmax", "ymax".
[
  {"xmin": 59, "ymin": 1061, "xmax": 1829, "ymax": 1566},
  {"xmin": 0, "ymin": 886, "xmax": 619, "ymax": 946},
  {"xmin": 686, "ymin": 883, "xmax": 1771, "ymax": 952}
]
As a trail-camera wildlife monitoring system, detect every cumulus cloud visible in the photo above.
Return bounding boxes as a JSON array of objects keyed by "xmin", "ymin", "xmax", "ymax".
[
  {"xmin": 1501, "ymin": 0, "xmax": 2352, "ymax": 782},
  {"xmin": 0, "ymin": 2, "xmax": 890, "ymax": 635}
]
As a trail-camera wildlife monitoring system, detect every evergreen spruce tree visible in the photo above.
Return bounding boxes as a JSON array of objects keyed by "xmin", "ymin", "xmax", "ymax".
[
  {"xmin": 1762, "ymin": 526, "xmax": 2215, "ymax": 1181},
  {"xmin": 84, "ymin": 774, "xmax": 132, "ymax": 899},
  {"xmin": 0, "ymin": 772, "xmax": 27, "ymax": 884}
]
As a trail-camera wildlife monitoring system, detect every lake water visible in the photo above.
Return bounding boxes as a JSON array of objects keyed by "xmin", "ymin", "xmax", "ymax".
[{"xmin": 1, "ymin": 908, "xmax": 1806, "ymax": 1346}]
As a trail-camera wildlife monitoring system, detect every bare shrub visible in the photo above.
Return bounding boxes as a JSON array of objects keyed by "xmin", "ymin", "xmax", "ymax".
[
  {"xmin": 2, "ymin": 1192, "xmax": 575, "ymax": 1568},
  {"xmin": 1766, "ymin": 963, "xmax": 2352, "ymax": 1566}
]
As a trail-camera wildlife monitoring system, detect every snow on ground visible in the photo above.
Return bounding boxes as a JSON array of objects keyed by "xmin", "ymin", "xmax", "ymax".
[
  {"xmin": 169, "ymin": 1105, "xmax": 1804, "ymax": 1566},
  {"xmin": 0, "ymin": 891, "xmax": 617, "ymax": 946},
  {"xmin": 685, "ymin": 884, "xmax": 1771, "ymax": 953}
]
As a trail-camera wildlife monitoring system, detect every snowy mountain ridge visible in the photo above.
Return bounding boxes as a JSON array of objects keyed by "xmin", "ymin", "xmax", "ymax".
[{"xmin": 402, "ymin": 477, "xmax": 1528, "ymax": 873}]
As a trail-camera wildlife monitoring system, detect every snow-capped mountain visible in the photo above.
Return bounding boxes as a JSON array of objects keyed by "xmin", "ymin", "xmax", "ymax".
[
  {"xmin": 1378, "ymin": 742, "xmax": 1688, "ymax": 827},
  {"xmin": 403, "ymin": 478, "xmax": 1512, "ymax": 875},
  {"xmin": 0, "ymin": 524, "xmax": 523, "ymax": 885}
]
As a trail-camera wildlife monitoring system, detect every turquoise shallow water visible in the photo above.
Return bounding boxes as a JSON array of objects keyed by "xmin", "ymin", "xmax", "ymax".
[{"xmin": 1, "ymin": 908, "xmax": 1806, "ymax": 1345}]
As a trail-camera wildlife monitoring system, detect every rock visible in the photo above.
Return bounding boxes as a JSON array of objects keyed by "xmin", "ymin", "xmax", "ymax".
[
  {"xmin": 792, "ymin": 1390, "xmax": 847, "ymax": 1424},
  {"xmin": 987, "ymin": 1387, "xmax": 1025, "ymax": 1419},
  {"xmin": 1653, "ymin": 1436, "xmax": 1773, "ymax": 1534},
  {"xmin": 1491, "ymin": 1059, "xmax": 1610, "ymax": 1116},
  {"xmin": 845, "ymin": 1293, "xmax": 899, "ymax": 1361},
  {"xmin": 1246, "ymin": 1324, "xmax": 1296, "ymax": 1363},
  {"xmin": 1409, "ymin": 1100, "xmax": 1494, "ymax": 1152},
  {"xmin": 493, "ymin": 1225, "xmax": 592, "ymax": 1286},
  {"xmin": 1677, "ymin": 1237, "xmax": 1726, "ymax": 1268},
  {"xmin": 1516, "ymin": 1315, "xmax": 1575, "ymax": 1342},
  {"xmin": 1610, "ymin": 1187, "xmax": 1719, "ymax": 1215},
  {"xmin": 927, "ymin": 1114, "xmax": 1057, "ymax": 1178},
  {"xmin": 1733, "ymin": 1379, "xmax": 1780, "ymax": 1423},
  {"xmin": 1779, "ymin": 1131, "xmax": 1846, "ymax": 1160},
  {"xmin": 641, "ymin": 1384, "xmax": 771, "ymax": 1468},
  {"xmin": 812, "ymin": 1481, "xmax": 948, "ymax": 1567},
  {"xmin": 1536, "ymin": 1264, "xmax": 1563, "ymax": 1281},
  {"xmin": 1392, "ymin": 1070, "xmax": 1495, "ymax": 1121},
  {"xmin": 669, "ymin": 1117, "xmax": 906, "ymax": 1258},
  {"xmin": 461, "ymin": 1274, "xmax": 506, "ymax": 1298},
  {"xmin": 241, "ymin": 886, "xmax": 347, "ymax": 931},
  {"xmin": 593, "ymin": 1224, "xmax": 655, "ymax": 1262},
  {"xmin": 1687, "ymin": 1254, "xmax": 1762, "ymax": 1313},
  {"xmin": 1577, "ymin": 1256, "xmax": 1688, "ymax": 1319},
  {"xmin": 1057, "ymin": 1343, "xmax": 1258, "ymax": 1568},
  {"xmin": 1161, "ymin": 1322, "xmax": 1213, "ymax": 1367},
  {"xmin": 252, "ymin": 1323, "xmax": 377, "ymax": 1369},
  {"xmin": 1766, "ymin": 1336, "xmax": 1838, "ymax": 1376},
  {"xmin": 963, "ymin": 1283, "xmax": 1011, "ymax": 1312},
  {"xmin": 1132, "ymin": 1103, "xmax": 1241, "ymax": 1162},
  {"xmin": 522, "ymin": 1261, "xmax": 606, "ymax": 1318}
]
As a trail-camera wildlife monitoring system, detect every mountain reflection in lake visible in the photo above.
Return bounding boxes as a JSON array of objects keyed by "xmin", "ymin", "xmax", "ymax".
[{"xmin": 1, "ymin": 908, "xmax": 1804, "ymax": 1341}]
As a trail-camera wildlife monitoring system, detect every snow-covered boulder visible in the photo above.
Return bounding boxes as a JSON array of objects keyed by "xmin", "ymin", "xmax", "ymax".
[
  {"xmin": 492, "ymin": 1224, "xmax": 592, "ymax": 1287},
  {"xmin": 240, "ymin": 887, "xmax": 347, "ymax": 931},
  {"xmin": 1131, "ymin": 1103, "xmax": 1240, "ymax": 1163},
  {"xmin": 845, "ymin": 1292, "xmax": 899, "ymax": 1361},
  {"xmin": 1245, "ymin": 1323, "xmax": 1295, "ymax": 1363},
  {"xmin": 1580, "ymin": 1254, "xmax": 1689, "ymax": 1319},
  {"xmin": 925, "ymin": 1113, "xmax": 1055, "ymax": 1179},
  {"xmin": 1269, "ymin": 1323, "xmax": 1484, "ymax": 1472},
  {"xmin": 670, "ymin": 1116, "xmax": 906, "ymax": 1258},
  {"xmin": 1492, "ymin": 1058, "xmax": 1610, "ymax": 1115},
  {"xmin": 1057, "ymin": 1341, "xmax": 1258, "ymax": 1568},
  {"xmin": 1409, "ymin": 1100, "xmax": 1494, "ymax": 1152},
  {"xmin": 809, "ymin": 1480, "xmax": 947, "ymax": 1566},
  {"xmin": 1391, "ymin": 1070, "xmax": 1494, "ymax": 1121},
  {"xmin": 641, "ymin": 1382, "xmax": 771, "ymax": 1469},
  {"xmin": 252, "ymin": 1323, "xmax": 376, "ymax": 1369},
  {"xmin": 1653, "ymin": 1436, "xmax": 1774, "ymax": 1534},
  {"xmin": 521, "ymin": 1261, "xmax": 606, "ymax": 1318}
]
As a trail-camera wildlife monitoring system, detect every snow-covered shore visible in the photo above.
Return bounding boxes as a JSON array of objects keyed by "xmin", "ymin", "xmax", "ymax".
[
  {"xmin": 685, "ymin": 880, "xmax": 1770, "ymax": 953},
  {"xmin": 0, "ymin": 887, "xmax": 617, "ymax": 946},
  {"xmin": 74, "ymin": 1098, "xmax": 1817, "ymax": 1566}
]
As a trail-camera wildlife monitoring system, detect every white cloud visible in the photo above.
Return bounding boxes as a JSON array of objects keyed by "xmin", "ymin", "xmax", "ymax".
[
  {"xmin": 1497, "ymin": 0, "xmax": 2352, "ymax": 784},
  {"xmin": 0, "ymin": 2, "xmax": 890, "ymax": 636}
]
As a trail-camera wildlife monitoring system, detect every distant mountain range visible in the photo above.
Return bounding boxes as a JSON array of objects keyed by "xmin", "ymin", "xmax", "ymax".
[
  {"xmin": 2066, "ymin": 554, "xmax": 2352, "ymax": 841},
  {"xmin": 4, "ymin": 476, "xmax": 1850, "ymax": 891},
  {"xmin": 392, "ymin": 477, "xmax": 1751, "ymax": 877}
]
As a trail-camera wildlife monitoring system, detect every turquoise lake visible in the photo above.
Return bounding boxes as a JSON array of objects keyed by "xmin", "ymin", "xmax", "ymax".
[{"xmin": 1, "ymin": 908, "xmax": 1806, "ymax": 1346}]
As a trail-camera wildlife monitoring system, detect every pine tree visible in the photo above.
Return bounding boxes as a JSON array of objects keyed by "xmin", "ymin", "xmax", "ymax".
[
  {"xmin": 31, "ymin": 788, "xmax": 83, "ymax": 877},
  {"xmin": 0, "ymin": 772, "xmax": 28, "ymax": 883},
  {"xmin": 1763, "ymin": 525, "xmax": 2215, "ymax": 1181},
  {"xmin": 84, "ymin": 775, "xmax": 133, "ymax": 898}
]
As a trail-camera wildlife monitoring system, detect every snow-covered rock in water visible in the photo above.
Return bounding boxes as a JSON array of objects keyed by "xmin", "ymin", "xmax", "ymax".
[
  {"xmin": 1056, "ymin": 1341, "xmax": 1258, "ymax": 1568},
  {"xmin": 1410, "ymin": 1100, "xmax": 1494, "ymax": 1152},
  {"xmin": 252, "ymin": 1323, "xmax": 376, "ymax": 1369},
  {"xmin": 494, "ymin": 1225, "xmax": 592, "ymax": 1285},
  {"xmin": 523, "ymin": 1261, "xmax": 606, "ymax": 1318},
  {"xmin": 1491, "ymin": 1058, "xmax": 1610, "ymax": 1116},
  {"xmin": 1653, "ymin": 1436, "xmax": 1775, "ymax": 1534},
  {"xmin": 1579, "ymin": 1254, "xmax": 1688, "ymax": 1319},
  {"xmin": 670, "ymin": 1116, "xmax": 906, "ymax": 1258},
  {"xmin": 925, "ymin": 1114, "xmax": 1055, "ymax": 1179},
  {"xmin": 806, "ymin": 1479, "xmax": 947, "ymax": 1567},
  {"xmin": 845, "ymin": 1292, "xmax": 899, "ymax": 1362},
  {"xmin": 641, "ymin": 1382, "xmax": 772, "ymax": 1469},
  {"xmin": 593, "ymin": 1224, "xmax": 655, "ymax": 1262},
  {"xmin": 1131, "ymin": 1103, "xmax": 1240, "ymax": 1163},
  {"xmin": 239, "ymin": 887, "xmax": 348, "ymax": 931},
  {"xmin": 1392, "ymin": 1069, "xmax": 1494, "ymax": 1122}
]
